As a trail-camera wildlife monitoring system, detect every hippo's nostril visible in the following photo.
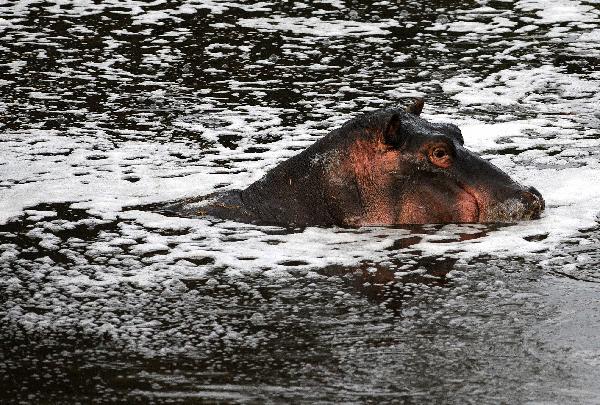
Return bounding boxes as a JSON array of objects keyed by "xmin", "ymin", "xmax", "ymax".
[
  {"xmin": 521, "ymin": 191, "xmax": 537, "ymax": 204},
  {"xmin": 520, "ymin": 188, "xmax": 544, "ymax": 219}
]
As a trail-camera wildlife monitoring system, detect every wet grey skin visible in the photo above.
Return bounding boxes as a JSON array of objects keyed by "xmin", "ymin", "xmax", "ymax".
[{"xmin": 163, "ymin": 100, "xmax": 545, "ymax": 227}]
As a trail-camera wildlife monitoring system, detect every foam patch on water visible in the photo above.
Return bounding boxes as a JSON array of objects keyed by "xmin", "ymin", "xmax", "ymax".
[
  {"xmin": 2, "ymin": 0, "xmax": 273, "ymax": 19},
  {"xmin": 516, "ymin": 0, "xmax": 599, "ymax": 24},
  {"xmin": 427, "ymin": 15, "xmax": 517, "ymax": 35},
  {"xmin": 238, "ymin": 16, "xmax": 399, "ymax": 37},
  {"xmin": 442, "ymin": 65, "xmax": 598, "ymax": 113}
]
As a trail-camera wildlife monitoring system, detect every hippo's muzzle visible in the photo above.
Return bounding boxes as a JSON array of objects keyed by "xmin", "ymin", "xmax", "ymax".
[{"xmin": 484, "ymin": 186, "xmax": 545, "ymax": 222}]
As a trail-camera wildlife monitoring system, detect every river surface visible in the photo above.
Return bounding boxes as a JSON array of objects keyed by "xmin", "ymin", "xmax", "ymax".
[{"xmin": 1, "ymin": 0, "xmax": 599, "ymax": 403}]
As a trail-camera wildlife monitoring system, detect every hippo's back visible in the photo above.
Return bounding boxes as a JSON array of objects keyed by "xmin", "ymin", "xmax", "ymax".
[{"xmin": 158, "ymin": 190, "xmax": 260, "ymax": 223}]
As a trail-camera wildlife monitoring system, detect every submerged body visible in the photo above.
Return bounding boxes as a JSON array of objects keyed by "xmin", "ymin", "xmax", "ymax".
[{"xmin": 166, "ymin": 100, "xmax": 544, "ymax": 226}]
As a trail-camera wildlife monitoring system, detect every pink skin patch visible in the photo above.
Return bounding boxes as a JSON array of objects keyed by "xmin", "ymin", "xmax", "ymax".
[
  {"xmin": 345, "ymin": 139, "xmax": 403, "ymax": 225},
  {"xmin": 396, "ymin": 182, "xmax": 479, "ymax": 224},
  {"xmin": 341, "ymin": 136, "xmax": 480, "ymax": 226}
]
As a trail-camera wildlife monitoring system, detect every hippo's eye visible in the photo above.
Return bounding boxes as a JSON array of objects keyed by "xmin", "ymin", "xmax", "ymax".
[
  {"xmin": 428, "ymin": 146, "xmax": 452, "ymax": 168},
  {"xmin": 433, "ymin": 148, "xmax": 447, "ymax": 159}
]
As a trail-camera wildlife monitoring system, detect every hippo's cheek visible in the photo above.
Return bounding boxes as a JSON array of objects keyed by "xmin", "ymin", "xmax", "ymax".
[{"xmin": 396, "ymin": 188, "xmax": 479, "ymax": 224}]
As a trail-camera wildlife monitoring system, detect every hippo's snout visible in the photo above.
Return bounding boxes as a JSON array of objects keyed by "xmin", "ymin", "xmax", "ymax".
[{"xmin": 482, "ymin": 185, "xmax": 545, "ymax": 222}]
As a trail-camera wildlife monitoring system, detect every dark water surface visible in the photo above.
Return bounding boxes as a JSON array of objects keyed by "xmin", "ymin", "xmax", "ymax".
[{"xmin": 1, "ymin": 0, "xmax": 600, "ymax": 403}]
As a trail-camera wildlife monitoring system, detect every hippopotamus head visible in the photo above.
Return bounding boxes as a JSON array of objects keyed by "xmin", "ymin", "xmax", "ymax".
[
  {"xmin": 239, "ymin": 99, "xmax": 544, "ymax": 226},
  {"xmin": 318, "ymin": 100, "xmax": 544, "ymax": 225}
]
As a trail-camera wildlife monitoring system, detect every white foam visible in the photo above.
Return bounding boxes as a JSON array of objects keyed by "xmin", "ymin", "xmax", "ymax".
[
  {"xmin": 516, "ymin": 0, "xmax": 599, "ymax": 24},
  {"xmin": 238, "ymin": 16, "xmax": 399, "ymax": 37},
  {"xmin": 442, "ymin": 65, "xmax": 598, "ymax": 116}
]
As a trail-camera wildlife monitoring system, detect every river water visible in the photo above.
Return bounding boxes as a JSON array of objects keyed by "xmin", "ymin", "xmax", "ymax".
[{"xmin": 1, "ymin": 0, "xmax": 599, "ymax": 403}]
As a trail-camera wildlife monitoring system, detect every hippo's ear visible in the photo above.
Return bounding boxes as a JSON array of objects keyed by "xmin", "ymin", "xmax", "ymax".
[
  {"xmin": 439, "ymin": 122, "xmax": 464, "ymax": 145},
  {"xmin": 382, "ymin": 113, "xmax": 406, "ymax": 147},
  {"xmin": 405, "ymin": 98, "xmax": 424, "ymax": 116}
]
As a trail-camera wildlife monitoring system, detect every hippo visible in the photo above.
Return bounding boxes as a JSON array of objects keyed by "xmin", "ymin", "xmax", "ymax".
[{"xmin": 163, "ymin": 99, "xmax": 544, "ymax": 226}]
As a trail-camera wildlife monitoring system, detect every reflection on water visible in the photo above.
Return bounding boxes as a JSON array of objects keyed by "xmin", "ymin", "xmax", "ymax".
[{"xmin": 1, "ymin": 0, "xmax": 600, "ymax": 403}]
